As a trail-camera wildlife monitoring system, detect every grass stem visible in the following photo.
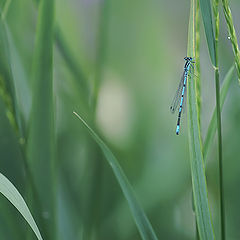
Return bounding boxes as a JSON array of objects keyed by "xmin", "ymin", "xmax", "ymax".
[
  {"xmin": 213, "ymin": 0, "xmax": 226, "ymax": 238},
  {"xmin": 215, "ymin": 68, "xmax": 226, "ymax": 240}
]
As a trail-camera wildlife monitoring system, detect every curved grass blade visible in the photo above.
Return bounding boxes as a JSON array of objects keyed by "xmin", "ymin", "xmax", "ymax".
[
  {"xmin": 199, "ymin": 0, "xmax": 216, "ymax": 66},
  {"xmin": 187, "ymin": 0, "xmax": 215, "ymax": 239},
  {"xmin": 0, "ymin": 173, "xmax": 43, "ymax": 240},
  {"xmin": 203, "ymin": 65, "xmax": 234, "ymax": 161},
  {"xmin": 27, "ymin": 0, "xmax": 56, "ymax": 239},
  {"xmin": 73, "ymin": 111, "xmax": 158, "ymax": 240}
]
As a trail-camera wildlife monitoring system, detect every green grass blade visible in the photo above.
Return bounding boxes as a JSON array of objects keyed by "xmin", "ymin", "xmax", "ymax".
[
  {"xmin": 187, "ymin": 0, "xmax": 215, "ymax": 239},
  {"xmin": 221, "ymin": 0, "xmax": 240, "ymax": 83},
  {"xmin": 199, "ymin": 0, "xmax": 216, "ymax": 66},
  {"xmin": 27, "ymin": 0, "xmax": 56, "ymax": 238},
  {"xmin": 73, "ymin": 111, "xmax": 158, "ymax": 240},
  {"xmin": 203, "ymin": 65, "xmax": 234, "ymax": 160},
  {"xmin": 0, "ymin": 173, "xmax": 43, "ymax": 240}
]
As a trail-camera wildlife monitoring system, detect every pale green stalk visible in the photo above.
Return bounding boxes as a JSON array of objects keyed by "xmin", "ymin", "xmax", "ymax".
[
  {"xmin": 222, "ymin": 0, "xmax": 240, "ymax": 83},
  {"xmin": 213, "ymin": 0, "xmax": 225, "ymax": 238}
]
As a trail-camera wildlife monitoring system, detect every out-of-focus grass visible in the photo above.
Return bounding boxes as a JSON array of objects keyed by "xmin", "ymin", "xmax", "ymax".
[
  {"xmin": 73, "ymin": 111, "xmax": 158, "ymax": 240},
  {"xmin": 203, "ymin": 65, "xmax": 234, "ymax": 160},
  {"xmin": 0, "ymin": 0, "xmax": 240, "ymax": 239},
  {"xmin": 26, "ymin": 0, "xmax": 56, "ymax": 239}
]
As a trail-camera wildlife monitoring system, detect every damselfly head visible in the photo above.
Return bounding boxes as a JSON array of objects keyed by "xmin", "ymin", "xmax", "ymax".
[{"xmin": 184, "ymin": 56, "xmax": 193, "ymax": 61}]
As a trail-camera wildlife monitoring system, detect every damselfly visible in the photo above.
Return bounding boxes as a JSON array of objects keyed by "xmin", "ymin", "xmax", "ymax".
[{"xmin": 170, "ymin": 57, "xmax": 195, "ymax": 135}]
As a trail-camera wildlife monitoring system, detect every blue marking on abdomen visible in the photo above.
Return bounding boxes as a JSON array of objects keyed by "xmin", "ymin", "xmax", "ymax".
[{"xmin": 175, "ymin": 60, "xmax": 192, "ymax": 135}]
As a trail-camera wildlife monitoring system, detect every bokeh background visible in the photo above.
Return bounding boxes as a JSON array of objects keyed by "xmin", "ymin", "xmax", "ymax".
[{"xmin": 1, "ymin": 0, "xmax": 240, "ymax": 239}]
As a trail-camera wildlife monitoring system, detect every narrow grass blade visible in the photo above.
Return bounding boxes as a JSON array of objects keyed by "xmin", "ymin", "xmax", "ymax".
[
  {"xmin": 199, "ymin": 0, "xmax": 216, "ymax": 66},
  {"xmin": 73, "ymin": 111, "xmax": 158, "ymax": 240},
  {"xmin": 0, "ymin": 173, "xmax": 43, "ymax": 240},
  {"xmin": 187, "ymin": 0, "xmax": 215, "ymax": 239},
  {"xmin": 27, "ymin": 0, "xmax": 56, "ymax": 238},
  {"xmin": 221, "ymin": 0, "xmax": 240, "ymax": 83},
  {"xmin": 203, "ymin": 65, "xmax": 234, "ymax": 161}
]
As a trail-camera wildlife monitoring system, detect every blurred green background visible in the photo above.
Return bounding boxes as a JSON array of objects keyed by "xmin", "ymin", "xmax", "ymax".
[{"xmin": 1, "ymin": 0, "xmax": 240, "ymax": 239}]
